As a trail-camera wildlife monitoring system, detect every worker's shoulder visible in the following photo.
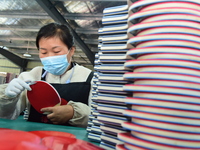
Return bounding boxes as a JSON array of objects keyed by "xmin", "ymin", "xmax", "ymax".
[
  {"xmin": 75, "ymin": 63, "xmax": 92, "ymax": 73},
  {"xmin": 29, "ymin": 66, "xmax": 43, "ymax": 73},
  {"xmin": 19, "ymin": 66, "xmax": 43, "ymax": 77}
]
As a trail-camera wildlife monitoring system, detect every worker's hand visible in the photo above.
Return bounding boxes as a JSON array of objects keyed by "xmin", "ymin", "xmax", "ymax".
[
  {"xmin": 5, "ymin": 78, "xmax": 32, "ymax": 98},
  {"xmin": 41, "ymin": 105, "xmax": 74, "ymax": 125}
]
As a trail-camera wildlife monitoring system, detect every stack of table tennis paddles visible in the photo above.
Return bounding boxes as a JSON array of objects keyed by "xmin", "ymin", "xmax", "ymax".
[
  {"xmin": 87, "ymin": 4, "xmax": 133, "ymax": 150},
  {"xmin": 120, "ymin": 0, "xmax": 200, "ymax": 149},
  {"xmin": 88, "ymin": 0, "xmax": 200, "ymax": 149},
  {"xmin": 87, "ymin": 52, "xmax": 103, "ymax": 143}
]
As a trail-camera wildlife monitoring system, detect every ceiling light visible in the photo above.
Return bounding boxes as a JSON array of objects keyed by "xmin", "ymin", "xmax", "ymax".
[
  {"xmin": 23, "ymin": 40, "xmax": 32, "ymax": 57},
  {"xmin": 23, "ymin": 53, "xmax": 32, "ymax": 57}
]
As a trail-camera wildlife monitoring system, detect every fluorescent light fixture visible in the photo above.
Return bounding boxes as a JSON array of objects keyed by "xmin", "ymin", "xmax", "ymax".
[{"xmin": 23, "ymin": 53, "xmax": 32, "ymax": 57}]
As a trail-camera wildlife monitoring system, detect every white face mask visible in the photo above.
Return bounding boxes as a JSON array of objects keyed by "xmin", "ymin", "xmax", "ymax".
[{"xmin": 40, "ymin": 53, "xmax": 70, "ymax": 75}]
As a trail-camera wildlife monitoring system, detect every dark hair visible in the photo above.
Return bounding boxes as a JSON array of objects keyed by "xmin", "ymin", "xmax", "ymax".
[{"xmin": 36, "ymin": 23, "xmax": 74, "ymax": 49}]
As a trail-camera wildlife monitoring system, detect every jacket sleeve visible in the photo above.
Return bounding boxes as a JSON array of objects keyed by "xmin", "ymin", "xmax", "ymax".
[
  {"xmin": 67, "ymin": 101, "xmax": 91, "ymax": 128},
  {"xmin": 0, "ymin": 67, "xmax": 43, "ymax": 120},
  {"xmin": 0, "ymin": 84, "xmax": 26, "ymax": 120}
]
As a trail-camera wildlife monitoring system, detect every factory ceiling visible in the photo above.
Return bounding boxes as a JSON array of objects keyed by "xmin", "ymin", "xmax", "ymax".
[{"xmin": 0, "ymin": 0, "xmax": 127, "ymax": 70}]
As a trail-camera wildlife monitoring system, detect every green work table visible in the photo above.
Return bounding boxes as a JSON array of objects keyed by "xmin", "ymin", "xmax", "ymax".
[{"xmin": 0, "ymin": 115, "xmax": 99, "ymax": 146}]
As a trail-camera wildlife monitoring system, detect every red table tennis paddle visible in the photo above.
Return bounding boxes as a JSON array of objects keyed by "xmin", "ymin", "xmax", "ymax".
[
  {"xmin": 27, "ymin": 81, "xmax": 61, "ymax": 114},
  {"xmin": 0, "ymin": 128, "xmax": 41, "ymax": 150},
  {"xmin": 29, "ymin": 130, "xmax": 75, "ymax": 139},
  {"xmin": 15, "ymin": 141, "xmax": 52, "ymax": 150},
  {"xmin": 41, "ymin": 136, "xmax": 105, "ymax": 150}
]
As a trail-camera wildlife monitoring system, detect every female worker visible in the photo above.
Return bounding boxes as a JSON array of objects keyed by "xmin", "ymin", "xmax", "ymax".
[{"xmin": 0, "ymin": 23, "xmax": 93, "ymax": 127}]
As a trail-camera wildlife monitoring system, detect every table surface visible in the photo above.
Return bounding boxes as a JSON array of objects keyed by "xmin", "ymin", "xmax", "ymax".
[{"xmin": 0, "ymin": 115, "xmax": 98, "ymax": 145}]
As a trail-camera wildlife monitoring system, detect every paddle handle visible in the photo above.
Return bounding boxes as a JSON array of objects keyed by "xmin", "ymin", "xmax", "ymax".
[{"xmin": 42, "ymin": 103, "xmax": 61, "ymax": 115}]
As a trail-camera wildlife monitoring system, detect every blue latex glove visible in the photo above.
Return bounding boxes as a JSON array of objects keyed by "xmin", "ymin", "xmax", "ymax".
[{"xmin": 5, "ymin": 78, "xmax": 32, "ymax": 98}]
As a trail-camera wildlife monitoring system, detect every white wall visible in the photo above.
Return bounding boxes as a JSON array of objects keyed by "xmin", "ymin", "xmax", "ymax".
[
  {"xmin": 0, "ymin": 58, "xmax": 20, "ymax": 74},
  {"xmin": 0, "ymin": 58, "xmax": 42, "ymax": 75}
]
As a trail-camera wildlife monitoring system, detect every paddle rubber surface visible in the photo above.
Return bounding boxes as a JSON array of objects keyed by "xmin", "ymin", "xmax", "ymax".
[{"xmin": 27, "ymin": 81, "xmax": 61, "ymax": 113}]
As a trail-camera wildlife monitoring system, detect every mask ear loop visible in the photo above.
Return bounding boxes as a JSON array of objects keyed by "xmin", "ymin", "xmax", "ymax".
[
  {"xmin": 67, "ymin": 47, "xmax": 73, "ymax": 62},
  {"xmin": 68, "ymin": 46, "xmax": 76, "ymax": 63},
  {"xmin": 66, "ymin": 48, "xmax": 74, "ymax": 83}
]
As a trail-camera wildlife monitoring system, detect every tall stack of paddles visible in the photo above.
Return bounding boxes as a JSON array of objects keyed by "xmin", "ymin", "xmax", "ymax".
[
  {"xmin": 87, "ymin": 51, "xmax": 102, "ymax": 143},
  {"xmin": 117, "ymin": 0, "xmax": 200, "ymax": 149},
  {"xmin": 87, "ymin": 3, "xmax": 135, "ymax": 150},
  {"xmin": 88, "ymin": 0, "xmax": 200, "ymax": 149}
]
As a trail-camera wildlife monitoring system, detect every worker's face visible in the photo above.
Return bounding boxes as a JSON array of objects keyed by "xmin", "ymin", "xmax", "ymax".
[{"xmin": 38, "ymin": 37, "xmax": 75, "ymax": 61}]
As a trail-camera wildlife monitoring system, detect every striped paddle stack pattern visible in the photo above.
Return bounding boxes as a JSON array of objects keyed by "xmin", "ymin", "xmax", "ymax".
[
  {"xmin": 118, "ymin": 0, "xmax": 200, "ymax": 149},
  {"xmin": 88, "ymin": 0, "xmax": 200, "ymax": 150},
  {"xmin": 87, "ymin": 4, "xmax": 135, "ymax": 150}
]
